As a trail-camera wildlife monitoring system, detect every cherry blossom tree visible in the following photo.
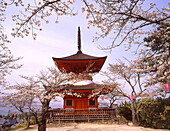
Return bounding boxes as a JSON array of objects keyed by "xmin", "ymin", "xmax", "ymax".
[
  {"xmin": 0, "ymin": 1, "xmax": 22, "ymax": 86},
  {"xmin": 0, "ymin": 41, "xmax": 21, "ymax": 86},
  {"xmin": 1, "ymin": 0, "xmax": 76, "ymax": 86},
  {"xmin": 12, "ymin": 67, "xmax": 83, "ymax": 131},
  {"xmin": 3, "ymin": 0, "xmax": 168, "ymax": 86},
  {"xmin": 2, "ymin": 67, "xmax": 85, "ymax": 130},
  {"xmin": 2, "ymin": 0, "xmax": 168, "ymax": 48},
  {"xmin": 2, "ymin": 0, "xmax": 76, "ymax": 39},
  {"xmin": 103, "ymin": 59, "xmax": 161, "ymax": 125},
  {"xmin": 133, "ymin": 25, "xmax": 169, "ymax": 86},
  {"xmin": 82, "ymin": 0, "xmax": 169, "ymax": 86},
  {"xmin": 19, "ymin": 67, "xmax": 77, "ymax": 131},
  {"xmin": 82, "ymin": 0, "xmax": 169, "ymax": 50}
]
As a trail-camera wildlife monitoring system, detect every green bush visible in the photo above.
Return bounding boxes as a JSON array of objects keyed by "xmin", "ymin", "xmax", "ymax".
[
  {"xmin": 4, "ymin": 127, "xmax": 10, "ymax": 131},
  {"xmin": 117, "ymin": 97, "xmax": 170, "ymax": 129},
  {"xmin": 137, "ymin": 96, "xmax": 170, "ymax": 129},
  {"xmin": 160, "ymin": 106, "xmax": 170, "ymax": 129},
  {"xmin": 30, "ymin": 120, "xmax": 35, "ymax": 125},
  {"xmin": 117, "ymin": 101, "xmax": 132, "ymax": 121},
  {"xmin": 21, "ymin": 121, "xmax": 28, "ymax": 127},
  {"xmin": 11, "ymin": 121, "xmax": 28, "ymax": 130},
  {"xmin": 12, "ymin": 123, "xmax": 22, "ymax": 130}
]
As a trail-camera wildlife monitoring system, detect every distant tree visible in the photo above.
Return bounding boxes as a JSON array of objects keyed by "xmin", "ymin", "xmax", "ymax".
[
  {"xmin": 103, "ymin": 58, "xmax": 160, "ymax": 125},
  {"xmin": 106, "ymin": 90, "xmax": 122, "ymax": 108},
  {"xmin": 2, "ymin": 82, "xmax": 40, "ymax": 128},
  {"xmin": 98, "ymin": 90, "xmax": 120, "ymax": 108}
]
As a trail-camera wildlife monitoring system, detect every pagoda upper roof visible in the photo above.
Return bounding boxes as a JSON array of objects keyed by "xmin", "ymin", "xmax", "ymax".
[
  {"xmin": 52, "ymin": 27, "xmax": 107, "ymax": 74},
  {"xmin": 52, "ymin": 51, "xmax": 106, "ymax": 61}
]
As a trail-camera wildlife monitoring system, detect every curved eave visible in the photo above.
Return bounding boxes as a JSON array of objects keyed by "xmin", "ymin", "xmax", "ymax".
[
  {"xmin": 52, "ymin": 56, "xmax": 107, "ymax": 73},
  {"xmin": 60, "ymin": 83, "xmax": 100, "ymax": 90},
  {"xmin": 56, "ymin": 83, "xmax": 115, "ymax": 95},
  {"xmin": 52, "ymin": 55, "xmax": 107, "ymax": 61},
  {"xmin": 53, "ymin": 51, "xmax": 107, "ymax": 60}
]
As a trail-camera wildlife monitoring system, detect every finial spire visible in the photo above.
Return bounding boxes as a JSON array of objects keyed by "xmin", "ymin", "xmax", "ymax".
[{"xmin": 78, "ymin": 26, "xmax": 82, "ymax": 53}]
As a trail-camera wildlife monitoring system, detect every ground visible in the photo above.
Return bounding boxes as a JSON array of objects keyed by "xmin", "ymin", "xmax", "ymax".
[{"xmin": 16, "ymin": 123, "xmax": 168, "ymax": 131}]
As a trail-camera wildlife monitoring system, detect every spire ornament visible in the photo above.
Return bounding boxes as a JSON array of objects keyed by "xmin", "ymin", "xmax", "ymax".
[{"xmin": 78, "ymin": 26, "xmax": 82, "ymax": 53}]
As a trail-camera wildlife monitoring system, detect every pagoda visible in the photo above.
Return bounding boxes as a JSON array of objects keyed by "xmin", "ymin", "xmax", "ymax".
[{"xmin": 52, "ymin": 27, "xmax": 107, "ymax": 112}]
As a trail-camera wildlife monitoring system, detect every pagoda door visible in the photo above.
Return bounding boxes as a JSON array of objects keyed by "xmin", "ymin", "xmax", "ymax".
[{"xmin": 75, "ymin": 99, "xmax": 88, "ymax": 113}]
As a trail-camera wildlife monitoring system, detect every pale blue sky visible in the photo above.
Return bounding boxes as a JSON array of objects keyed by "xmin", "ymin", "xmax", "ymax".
[
  {"xmin": 4, "ymin": 0, "xmax": 168, "ymax": 85},
  {"xmin": 4, "ymin": 0, "xmax": 137, "ymax": 85}
]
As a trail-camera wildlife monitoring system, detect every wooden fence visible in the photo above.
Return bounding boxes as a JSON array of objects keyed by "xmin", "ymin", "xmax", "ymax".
[{"xmin": 47, "ymin": 108, "xmax": 116, "ymax": 123}]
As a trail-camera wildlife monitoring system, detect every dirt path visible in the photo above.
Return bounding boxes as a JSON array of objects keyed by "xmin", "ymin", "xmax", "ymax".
[{"xmin": 16, "ymin": 123, "xmax": 168, "ymax": 131}]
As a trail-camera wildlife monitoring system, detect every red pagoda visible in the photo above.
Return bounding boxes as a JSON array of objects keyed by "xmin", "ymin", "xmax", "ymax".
[
  {"xmin": 48, "ymin": 27, "xmax": 116, "ymax": 122},
  {"xmin": 52, "ymin": 27, "xmax": 106, "ymax": 110}
]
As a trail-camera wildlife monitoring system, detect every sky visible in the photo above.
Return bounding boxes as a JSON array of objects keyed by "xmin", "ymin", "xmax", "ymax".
[{"xmin": 4, "ymin": 0, "xmax": 137, "ymax": 85}]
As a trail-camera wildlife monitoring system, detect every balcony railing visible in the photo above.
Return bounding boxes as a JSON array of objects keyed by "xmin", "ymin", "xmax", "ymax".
[{"xmin": 47, "ymin": 108, "xmax": 116, "ymax": 122}]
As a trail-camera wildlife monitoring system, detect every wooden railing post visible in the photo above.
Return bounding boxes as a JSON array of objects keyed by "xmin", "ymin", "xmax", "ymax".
[
  {"xmin": 58, "ymin": 114, "xmax": 61, "ymax": 124},
  {"xmin": 73, "ymin": 110, "xmax": 75, "ymax": 122},
  {"xmin": 49, "ymin": 112, "xmax": 53, "ymax": 121},
  {"xmin": 102, "ymin": 109, "xmax": 104, "ymax": 123}
]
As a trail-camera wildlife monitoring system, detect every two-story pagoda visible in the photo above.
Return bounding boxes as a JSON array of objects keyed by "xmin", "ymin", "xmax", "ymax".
[
  {"xmin": 48, "ymin": 27, "xmax": 116, "ymax": 122},
  {"xmin": 52, "ymin": 27, "xmax": 106, "ymax": 111}
]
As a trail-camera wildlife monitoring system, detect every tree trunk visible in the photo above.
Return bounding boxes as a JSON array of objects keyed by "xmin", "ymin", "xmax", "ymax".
[
  {"xmin": 24, "ymin": 113, "xmax": 30, "ymax": 128},
  {"xmin": 33, "ymin": 112, "xmax": 38, "ymax": 124},
  {"xmin": 26, "ymin": 115, "xmax": 30, "ymax": 128},
  {"xmin": 135, "ymin": 105, "xmax": 140, "ymax": 124},
  {"xmin": 131, "ymin": 100, "xmax": 137, "ymax": 125},
  {"xmin": 38, "ymin": 99, "xmax": 50, "ymax": 131}
]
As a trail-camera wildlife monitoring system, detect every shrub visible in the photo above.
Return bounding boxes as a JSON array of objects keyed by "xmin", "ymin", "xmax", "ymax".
[
  {"xmin": 21, "ymin": 121, "xmax": 28, "ymax": 127},
  {"xmin": 30, "ymin": 120, "xmax": 35, "ymax": 125},
  {"xmin": 117, "ymin": 101, "xmax": 132, "ymax": 121},
  {"xmin": 137, "ymin": 97, "xmax": 170, "ymax": 129},
  {"xmin": 11, "ymin": 123, "xmax": 22, "ymax": 130}
]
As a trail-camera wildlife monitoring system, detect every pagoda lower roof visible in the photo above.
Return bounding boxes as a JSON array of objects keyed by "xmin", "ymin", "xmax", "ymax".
[
  {"xmin": 54, "ymin": 84, "xmax": 99, "ymax": 96},
  {"xmin": 61, "ymin": 83, "xmax": 100, "ymax": 90},
  {"xmin": 56, "ymin": 83, "xmax": 116, "ymax": 95}
]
